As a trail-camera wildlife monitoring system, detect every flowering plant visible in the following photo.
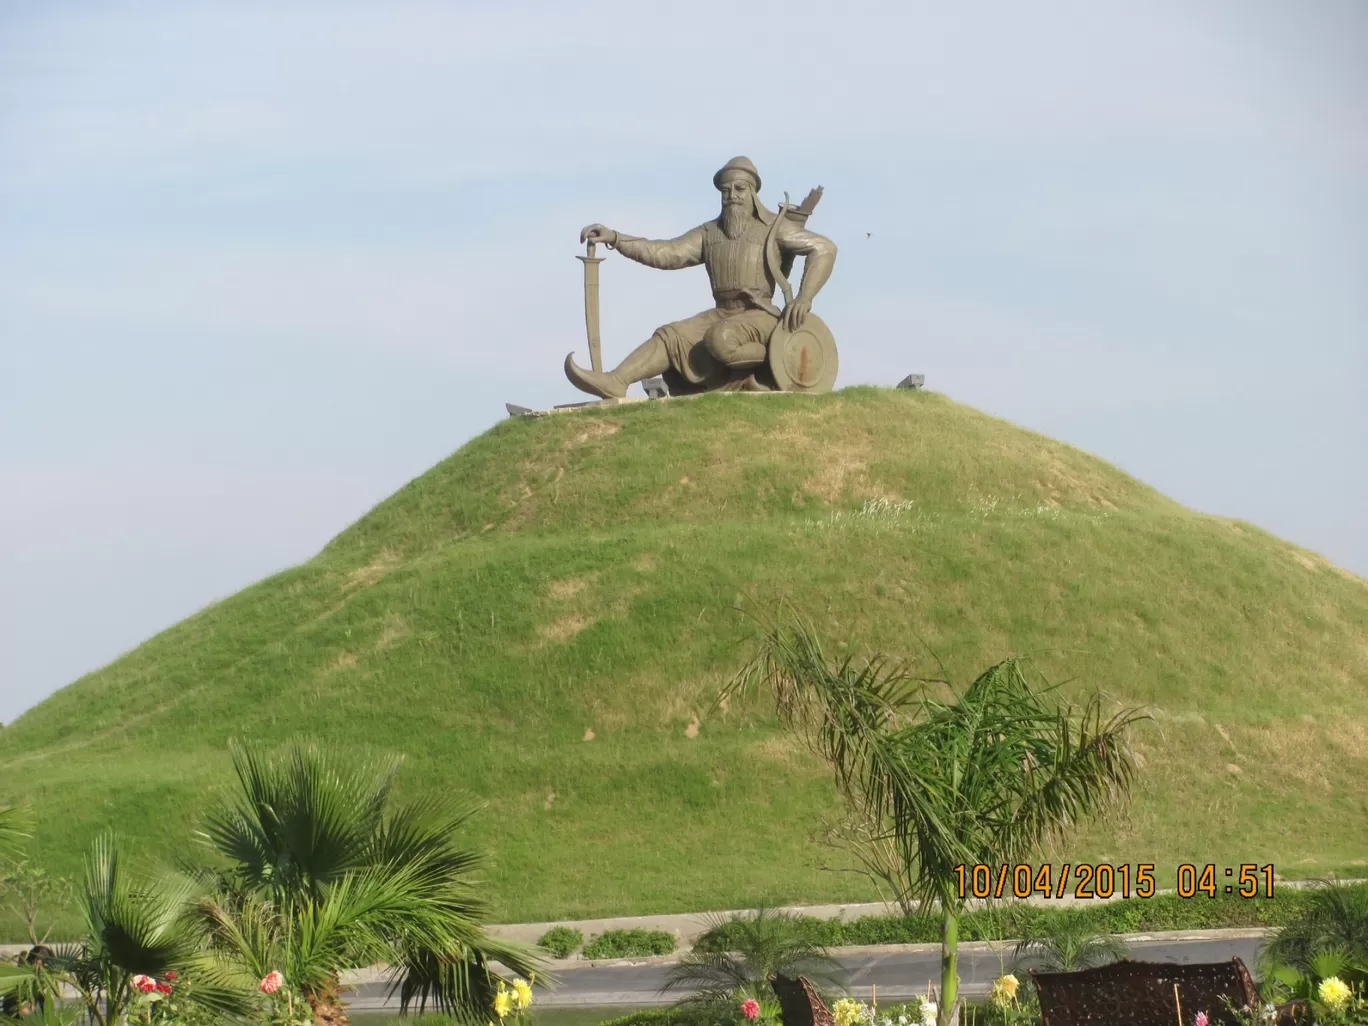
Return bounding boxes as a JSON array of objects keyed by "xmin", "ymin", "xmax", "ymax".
[
  {"xmin": 980, "ymin": 974, "xmax": 1040, "ymax": 1026},
  {"xmin": 732, "ymin": 993, "xmax": 782, "ymax": 1026},
  {"xmin": 1321, "ymin": 978, "xmax": 1354, "ymax": 1013},
  {"xmin": 124, "ymin": 973, "xmax": 220, "ymax": 1026},
  {"xmin": 258, "ymin": 970, "xmax": 311, "ymax": 1026},
  {"xmin": 832, "ymin": 996, "xmax": 926, "ymax": 1026},
  {"xmin": 990, "ymin": 975, "xmax": 1019, "ymax": 1009},
  {"xmin": 491, "ymin": 975, "xmax": 536, "ymax": 1026},
  {"xmin": 871, "ymin": 1000, "xmax": 925, "ymax": 1026},
  {"xmin": 1311, "ymin": 976, "xmax": 1368, "ymax": 1025},
  {"xmin": 129, "ymin": 974, "xmax": 173, "ymax": 1024},
  {"xmin": 833, "ymin": 998, "xmax": 874, "ymax": 1026}
]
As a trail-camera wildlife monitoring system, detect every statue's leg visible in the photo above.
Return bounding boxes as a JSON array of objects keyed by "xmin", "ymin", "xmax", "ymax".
[
  {"xmin": 613, "ymin": 334, "xmax": 672, "ymax": 382},
  {"xmin": 564, "ymin": 334, "xmax": 670, "ymax": 399},
  {"xmin": 701, "ymin": 310, "xmax": 779, "ymax": 370}
]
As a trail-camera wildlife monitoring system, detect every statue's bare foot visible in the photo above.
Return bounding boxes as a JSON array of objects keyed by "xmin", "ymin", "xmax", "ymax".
[{"xmin": 564, "ymin": 353, "xmax": 629, "ymax": 399}]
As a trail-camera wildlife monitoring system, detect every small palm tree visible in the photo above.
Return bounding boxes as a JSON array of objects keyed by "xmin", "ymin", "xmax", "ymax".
[
  {"xmin": 0, "ymin": 834, "xmax": 247, "ymax": 1026},
  {"xmin": 663, "ymin": 907, "xmax": 839, "ymax": 1007},
  {"xmin": 194, "ymin": 740, "xmax": 543, "ymax": 1026},
  {"xmin": 1262, "ymin": 882, "xmax": 1368, "ymax": 985},
  {"xmin": 728, "ymin": 614, "xmax": 1145, "ymax": 1026},
  {"xmin": 1012, "ymin": 916, "xmax": 1129, "ymax": 972},
  {"xmin": 1262, "ymin": 949, "xmax": 1365, "ymax": 1013}
]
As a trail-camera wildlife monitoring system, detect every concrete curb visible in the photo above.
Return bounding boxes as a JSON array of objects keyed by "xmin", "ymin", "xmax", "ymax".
[
  {"xmin": 541, "ymin": 926, "xmax": 1276, "ymax": 971},
  {"xmin": 334, "ymin": 927, "xmax": 1278, "ymax": 987}
]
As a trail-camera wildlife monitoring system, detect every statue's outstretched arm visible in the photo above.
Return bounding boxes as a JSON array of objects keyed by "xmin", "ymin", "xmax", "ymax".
[
  {"xmin": 610, "ymin": 225, "xmax": 706, "ymax": 271},
  {"xmin": 777, "ymin": 222, "xmax": 838, "ymax": 302}
]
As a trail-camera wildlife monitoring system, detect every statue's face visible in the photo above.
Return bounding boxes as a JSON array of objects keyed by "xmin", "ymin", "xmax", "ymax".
[
  {"xmin": 718, "ymin": 175, "xmax": 754, "ymax": 208},
  {"xmin": 717, "ymin": 173, "xmax": 757, "ymax": 239}
]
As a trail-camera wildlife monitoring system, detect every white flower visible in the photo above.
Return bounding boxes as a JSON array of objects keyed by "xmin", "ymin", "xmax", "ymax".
[{"xmin": 919, "ymin": 1003, "xmax": 936, "ymax": 1026}]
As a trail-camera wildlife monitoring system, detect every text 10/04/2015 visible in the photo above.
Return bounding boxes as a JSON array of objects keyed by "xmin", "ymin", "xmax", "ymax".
[{"xmin": 952, "ymin": 863, "xmax": 1276, "ymax": 901}]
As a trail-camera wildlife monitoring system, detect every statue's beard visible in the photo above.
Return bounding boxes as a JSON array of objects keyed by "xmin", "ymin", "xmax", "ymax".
[{"xmin": 720, "ymin": 201, "xmax": 754, "ymax": 240}]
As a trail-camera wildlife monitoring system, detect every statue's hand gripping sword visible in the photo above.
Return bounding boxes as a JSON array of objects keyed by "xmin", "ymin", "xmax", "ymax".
[{"xmin": 577, "ymin": 239, "xmax": 606, "ymax": 373}]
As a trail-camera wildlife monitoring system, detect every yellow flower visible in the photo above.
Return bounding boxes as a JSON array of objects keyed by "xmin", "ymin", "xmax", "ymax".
[
  {"xmin": 833, "ymin": 998, "xmax": 866, "ymax": 1026},
  {"xmin": 493, "ymin": 988, "xmax": 513, "ymax": 1019},
  {"xmin": 512, "ymin": 978, "xmax": 534, "ymax": 1010},
  {"xmin": 990, "ymin": 974, "xmax": 1020, "ymax": 1008},
  {"xmin": 1319, "ymin": 977, "xmax": 1352, "ymax": 1011}
]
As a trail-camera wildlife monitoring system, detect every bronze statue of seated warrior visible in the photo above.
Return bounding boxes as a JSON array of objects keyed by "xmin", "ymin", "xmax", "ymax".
[{"xmin": 566, "ymin": 156, "xmax": 840, "ymax": 398}]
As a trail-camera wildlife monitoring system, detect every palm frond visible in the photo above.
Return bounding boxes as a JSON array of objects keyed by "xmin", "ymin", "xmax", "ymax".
[
  {"xmin": 200, "ymin": 739, "xmax": 403, "ymax": 901},
  {"xmin": 1012, "ymin": 916, "xmax": 1129, "ymax": 972},
  {"xmin": 196, "ymin": 739, "xmax": 544, "ymax": 1023},
  {"xmin": 666, "ymin": 908, "xmax": 839, "ymax": 1004},
  {"xmin": 389, "ymin": 932, "xmax": 545, "ymax": 1021},
  {"xmin": 1262, "ymin": 881, "xmax": 1368, "ymax": 983},
  {"xmin": 0, "ymin": 806, "xmax": 32, "ymax": 864},
  {"xmin": 737, "ymin": 618, "xmax": 1147, "ymax": 914}
]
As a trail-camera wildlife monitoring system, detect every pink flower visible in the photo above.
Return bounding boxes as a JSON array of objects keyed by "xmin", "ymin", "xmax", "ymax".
[
  {"xmin": 260, "ymin": 970, "xmax": 285, "ymax": 995},
  {"xmin": 742, "ymin": 998, "xmax": 761, "ymax": 1020},
  {"xmin": 1193, "ymin": 1014, "xmax": 1208, "ymax": 1026},
  {"xmin": 132, "ymin": 975, "xmax": 157, "ymax": 994},
  {"xmin": 156, "ymin": 982, "xmax": 172, "ymax": 995},
  {"xmin": 164, "ymin": 972, "xmax": 178, "ymax": 981}
]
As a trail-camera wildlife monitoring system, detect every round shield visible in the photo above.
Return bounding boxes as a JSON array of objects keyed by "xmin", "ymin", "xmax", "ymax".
[{"xmin": 767, "ymin": 313, "xmax": 839, "ymax": 393}]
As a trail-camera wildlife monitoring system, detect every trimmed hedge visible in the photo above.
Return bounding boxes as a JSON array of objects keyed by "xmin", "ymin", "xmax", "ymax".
[
  {"xmin": 538, "ymin": 925, "xmax": 584, "ymax": 958},
  {"xmin": 598, "ymin": 1012, "xmax": 692, "ymax": 1026},
  {"xmin": 583, "ymin": 928, "xmax": 677, "ymax": 959},
  {"xmin": 693, "ymin": 887, "xmax": 1360, "ymax": 951}
]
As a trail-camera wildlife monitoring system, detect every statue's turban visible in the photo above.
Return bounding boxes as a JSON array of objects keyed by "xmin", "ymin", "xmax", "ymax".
[{"xmin": 714, "ymin": 156, "xmax": 761, "ymax": 192}]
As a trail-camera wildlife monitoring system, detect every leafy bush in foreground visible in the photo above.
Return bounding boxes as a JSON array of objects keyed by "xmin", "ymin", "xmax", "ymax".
[
  {"xmin": 599, "ymin": 1010, "xmax": 715, "ymax": 1026},
  {"xmin": 583, "ymin": 928, "xmax": 676, "ymax": 959}
]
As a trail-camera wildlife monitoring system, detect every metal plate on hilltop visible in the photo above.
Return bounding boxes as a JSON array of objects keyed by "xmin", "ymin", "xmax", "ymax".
[{"xmin": 767, "ymin": 313, "xmax": 839, "ymax": 393}]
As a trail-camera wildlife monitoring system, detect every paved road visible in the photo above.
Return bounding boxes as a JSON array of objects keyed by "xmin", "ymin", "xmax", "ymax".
[{"xmin": 344, "ymin": 935, "xmax": 1267, "ymax": 1012}]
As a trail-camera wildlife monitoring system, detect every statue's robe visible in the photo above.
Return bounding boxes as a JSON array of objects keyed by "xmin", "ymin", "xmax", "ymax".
[{"xmin": 610, "ymin": 210, "xmax": 836, "ymax": 392}]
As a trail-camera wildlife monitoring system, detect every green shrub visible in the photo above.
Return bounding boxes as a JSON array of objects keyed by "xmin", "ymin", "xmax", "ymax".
[
  {"xmin": 583, "ymin": 928, "xmax": 676, "ymax": 959},
  {"xmin": 599, "ymin": 1010, "xmax": 713, "ymax": 1026},
  {"xmin": 538, "ymin": 925, "xmax": 584, "ymax": 958},
  {"xmin": 692, "ymin": 886, "xmax": 1355, "ymax": 952}
]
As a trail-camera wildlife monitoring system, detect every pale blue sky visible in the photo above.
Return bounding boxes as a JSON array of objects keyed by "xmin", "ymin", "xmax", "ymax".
[{"xmin": 2, "ymin": 1, "xmax": 1365, "ymax": 723}]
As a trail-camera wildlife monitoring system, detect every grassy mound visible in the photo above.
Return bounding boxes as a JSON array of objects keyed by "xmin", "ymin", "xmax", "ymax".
[{"xmin": 2, "ymin": 388, "xmax": 1365, "ymax": 924}]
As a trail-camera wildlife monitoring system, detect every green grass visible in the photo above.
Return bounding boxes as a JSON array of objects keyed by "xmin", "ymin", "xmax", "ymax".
[{"xmin": 1, "ymin": 388, "xmax": 1365, "ymax": 936}]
